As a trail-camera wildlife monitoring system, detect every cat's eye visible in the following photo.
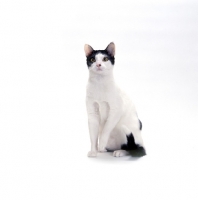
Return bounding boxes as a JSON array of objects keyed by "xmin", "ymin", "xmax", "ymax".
[
  {"xmin": 103, "ymin": 57, "xmax": 109, "ymax": 62},
  {"xmin": 90, "ymin": 58, "xmax": 95, "ymax": 62}
]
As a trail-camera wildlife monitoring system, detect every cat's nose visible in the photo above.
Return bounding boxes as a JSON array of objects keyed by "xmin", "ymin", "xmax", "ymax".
[{"xmin": 96, "ymin": 64, "xmax": 101, "ymax": 68}]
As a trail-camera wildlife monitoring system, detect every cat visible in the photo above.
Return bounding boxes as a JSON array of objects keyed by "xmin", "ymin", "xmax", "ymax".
[{"xmin": 84, "ymin": 42, "xmax": 145, "ymax": 157}]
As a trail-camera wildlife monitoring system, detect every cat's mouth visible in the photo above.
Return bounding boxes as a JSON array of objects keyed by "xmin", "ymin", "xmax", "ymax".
[{"xmin": 96, "ymin": 68, "xmax": 102, "ymax": 71}]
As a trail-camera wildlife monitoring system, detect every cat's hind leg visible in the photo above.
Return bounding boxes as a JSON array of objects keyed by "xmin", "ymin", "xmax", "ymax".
[
  {"xmin": 112, "ymin": 125, "xmax": 146, "ymax": 157},
  {"xmin": 105, "ymin": 127, "xmax": 133, "ymax": 157}
]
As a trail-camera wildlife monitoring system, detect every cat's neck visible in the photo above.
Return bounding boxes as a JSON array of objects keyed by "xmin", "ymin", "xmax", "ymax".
[{"xmin": 88, "ymin": 71, "xmax": 115, "ymax": 84}]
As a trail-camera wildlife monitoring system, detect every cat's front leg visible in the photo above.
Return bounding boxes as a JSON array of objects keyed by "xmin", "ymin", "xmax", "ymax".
[
  {"xmin": 98, "ymin": 109, "xmax": 121, "ymax": 152},
  {"xmin": 98, "ymin": 138, "xmax": 107, "ymax": 152},
  {"xmin": 87, "ymin": 102, "xmax": 100, "ymax": 157}
]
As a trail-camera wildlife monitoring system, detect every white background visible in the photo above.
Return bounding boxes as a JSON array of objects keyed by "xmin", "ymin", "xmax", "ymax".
[{"xmin": 0, "ymin": 0, "xmax": 198, "ymax": 199}]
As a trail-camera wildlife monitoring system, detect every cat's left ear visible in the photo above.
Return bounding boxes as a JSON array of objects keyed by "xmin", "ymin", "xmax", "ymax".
[
  {"xmin": 84, "ymin": 44, "xmax": 94, "ymax": 57},
  {"xmin": 105, "ymin": 42, "xmax": 115, "ymax": 56}
]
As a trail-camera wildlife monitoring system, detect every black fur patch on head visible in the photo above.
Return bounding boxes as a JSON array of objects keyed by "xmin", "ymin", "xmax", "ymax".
[
  {"xmin": 86, "ymin": 50, "xmax": 115, "ymax": 68},
  {"xmin": 121, "ymin": 133, "xmax": 140, "ymax": 150}
]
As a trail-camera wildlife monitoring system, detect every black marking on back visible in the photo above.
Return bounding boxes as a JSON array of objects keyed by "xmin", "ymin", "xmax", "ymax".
[
  {"xmin": 121, "ymin": 133, "xmax": 140, "ymax": 150},
  {"xmin": 86, "ymin": 50, "xmax": 115, "ymax": 67},
  {"xmin": 139, "ymin": 119, "xmax": 142, "ymax": 130}
]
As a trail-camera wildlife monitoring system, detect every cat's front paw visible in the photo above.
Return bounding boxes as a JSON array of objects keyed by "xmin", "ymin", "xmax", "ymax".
[
  {"xmin": 87, "ymin": 151, "xmax": 97, "ymax": 157},
  {"xmin": 98, "ymin": 144, "xmax": 107, "ymax": 152}
]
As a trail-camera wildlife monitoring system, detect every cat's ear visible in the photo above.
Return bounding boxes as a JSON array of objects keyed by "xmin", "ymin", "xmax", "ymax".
[
  {"xmin": 105, "ymin": 42, "xmax": 115, "ymax": 56},
  {"xmin": 84, "ymin": 44, "xmax": 94, "ymax": 57}
]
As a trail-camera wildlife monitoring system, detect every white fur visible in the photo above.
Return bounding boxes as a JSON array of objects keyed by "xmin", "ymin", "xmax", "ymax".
[{"xmin": 85, "ymin": 43, "xmax": 144, "ymax": 157}]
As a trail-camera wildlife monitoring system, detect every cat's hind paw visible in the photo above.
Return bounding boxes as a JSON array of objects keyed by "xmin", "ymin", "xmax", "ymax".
[
  {"xmin": 87, "ymin": 151, "xmax": 97, "ymax": 157},
  {"xmin": 113, "ymin": 150, "xmax": 129, "ymax": 157}
]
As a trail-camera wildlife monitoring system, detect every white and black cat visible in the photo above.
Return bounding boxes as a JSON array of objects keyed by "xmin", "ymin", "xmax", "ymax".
[{"xmin": 84, "ymin": 42, "xmax": 145, "ymax": 157}]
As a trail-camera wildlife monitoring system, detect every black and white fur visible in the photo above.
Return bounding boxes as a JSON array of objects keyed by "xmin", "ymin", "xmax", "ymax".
[{"xmin": 84, "ymin": 42, "xmax": 145, "ymax": 157}]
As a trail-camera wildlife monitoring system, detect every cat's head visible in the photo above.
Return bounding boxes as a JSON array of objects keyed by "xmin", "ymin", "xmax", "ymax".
[{"xmin": 84, "ymin": 42, "xmax": 115, "ymax": 74}]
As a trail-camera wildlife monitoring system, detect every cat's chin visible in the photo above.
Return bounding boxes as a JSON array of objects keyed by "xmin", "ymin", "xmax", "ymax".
[
  {"xmin": 92, "ymin": 69, "xmax": 104, "ymax": 74},
  {"xmin": 90, "ymin": 68, "xmax": 111, "ymax": 75}
]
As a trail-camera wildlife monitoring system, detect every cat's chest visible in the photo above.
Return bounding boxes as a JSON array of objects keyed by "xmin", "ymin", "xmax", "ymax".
[
  {"xmin": 98, "ymin": 101, "xmax": 110, "ymax": 122},
  {"xmin": 87, "ymin": 82, "xmax": 116, "ymax": 101}
]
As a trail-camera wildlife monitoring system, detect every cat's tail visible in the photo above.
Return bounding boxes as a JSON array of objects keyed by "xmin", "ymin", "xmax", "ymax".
[
  {"xmin": 121, "ymin": 133, "xmax": 140, "ymax": 150},
  {"xmin": 121, "ymin": 132, "xmax": 146, "ymax": 157}
]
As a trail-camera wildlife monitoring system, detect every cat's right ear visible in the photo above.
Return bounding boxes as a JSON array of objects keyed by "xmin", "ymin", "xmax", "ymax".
[
  {"xmin": 84, "ymin": 44, "xmax": 94, "ymax": 57},
  {"xmin": 105, "ymin": 42, "xmax": 115, "ymax": 57}
]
